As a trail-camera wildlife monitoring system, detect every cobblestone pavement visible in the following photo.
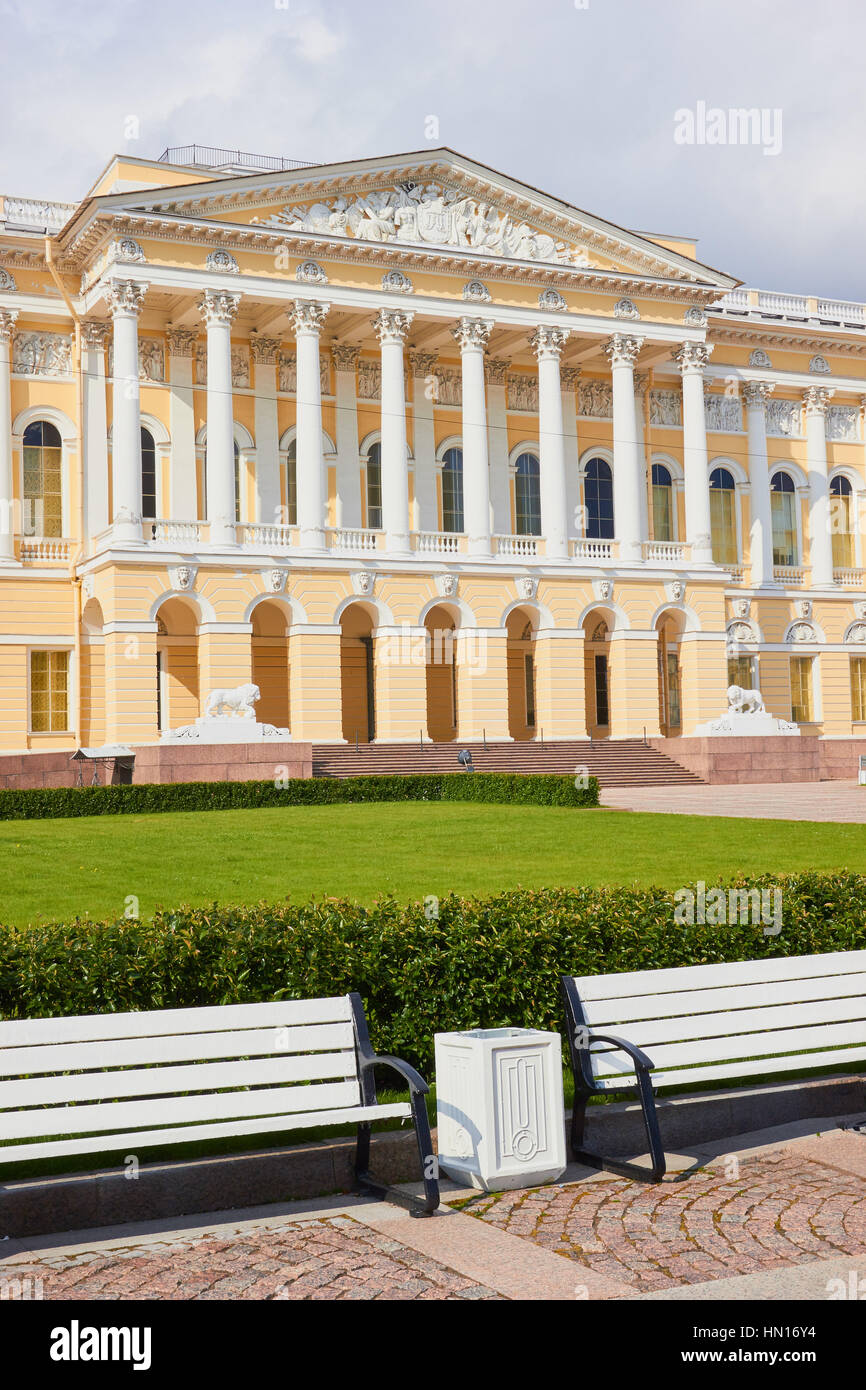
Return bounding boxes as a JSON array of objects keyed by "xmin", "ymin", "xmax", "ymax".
[
  {"xmin": 456, "ymin": 1152, "xmax": 866, "ymax": 1294},
  {"xmin": 4, "ymin": 1215, "xmax": 501, "ymax": 1301}
]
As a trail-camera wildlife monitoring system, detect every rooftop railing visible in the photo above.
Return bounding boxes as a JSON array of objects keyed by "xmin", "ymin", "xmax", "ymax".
[{"xmin": 157, "ymin": 145, "xmax": 316, "ymax": 173}]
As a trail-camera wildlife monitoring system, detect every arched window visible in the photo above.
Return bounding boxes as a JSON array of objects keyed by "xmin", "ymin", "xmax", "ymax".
[
  {"xmin": 830, "ymin": 475, "xmax": 855, "ymax": 569},
  {"xmin": 365, "ymin": 442, "xmax": 382, "ymax": 530},
  {"xmin": 584, "ymin": 457, "xmax": 614, "ymax": 540},
  {"xmin": 709, "ymin": 466, "xmax": 737, "ymax": 565},
  {"xmin": 233, "ymin": 440, "xmax": 241, "ymax": 524},
  {"xmin": 515, "ymin": 452, "xmax": 541, "ymax": 536},
  {"xmin": 285, "ymin": 440, "xmax": 297, "ymax": 526},
  {"xmin": 651, "ymin": 463, "xmax": 673, "ymax": 542},
  {"xmin": 441, "ymin": 447, "xmax": 464, "ymax": 533},
  {"xmin": 22, "ymin": 420, "xmax": 62, "ymax": 538},
  {"xmin": 141, "ymin": 427, "xmax": 157, "ymax": 521},
  {"xmin": 770, "ymin": 471, "xmax": 797, "ymax": 567}
]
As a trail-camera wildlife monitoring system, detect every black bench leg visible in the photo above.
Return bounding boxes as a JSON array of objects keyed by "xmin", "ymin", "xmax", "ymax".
[
  {"xmin": 568, "ymin": 1078, "xmax": 667, "ymax": 1183},
  {"xmin": 354, "ymin": 1093, "xmax": 440, "ymax": 1217}
]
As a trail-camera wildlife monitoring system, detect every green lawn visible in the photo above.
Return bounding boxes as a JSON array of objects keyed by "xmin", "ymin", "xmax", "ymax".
[{"xmin": 1, "ymin": 802, "xmax": 865, "ymax": 927}]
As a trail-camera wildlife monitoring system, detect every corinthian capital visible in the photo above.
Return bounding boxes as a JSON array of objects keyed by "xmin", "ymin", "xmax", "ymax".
[
  {"xmin": 249, "ymin": 334, "xmax": 283, "ymax": 365},
  {"xmin": 485, "ymin": 356, "xmax": 510, "ymax": 386},
  {"xmin": 742, "ymin": 380, "xmax": 775, "ymax": 409},
  {"xmin": 372, "ymin": 308, "xmax": 414, "ymax": 345},
  {"xmin": 408, "ymin": 348, "xmax": 438, "ymax": 377},
  {"xmin": 673, "ymin": 340, "xmax": 713, "ymax": 375},
  {"xmin": 107, "ymin": 278, "xmax": 148, "ymax": 317},
  {"xmin": 803, "ymin": 384, "xmax": 835, "ymax": 415},
  {"xmin": 530, "ymin": 325, "xmax": 570, "ymax": 360},
  {"xmin": 166, "ymin": 326, "xmax": 199, "ymax": 357},
  {"xmin": 451, "ymin": 316, "xmax": 494, "ymax": 352},
  {"xmin": 331, "ymin": 342, "xmax": 361, "ymax": 372},
  {"xmin": 603, "ymin": 333, "xmax": 644, "ymax": 369},
  {"xmin": 199, "ymin": 289, "xmax": 241, "ymax": 328},
  {"xmin": 0, "ymin": 308, "xmax": 19, "ymax": 343},
  {"xmin": 81, "ymin": 319, "xmax": 110, "ymax": 350},
  {"xmin": 292, "ymin": 299, "xmax": 331, "ymax": 336}
]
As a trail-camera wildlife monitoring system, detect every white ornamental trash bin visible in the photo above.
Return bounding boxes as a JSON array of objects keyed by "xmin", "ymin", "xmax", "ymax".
[{"xmin": 434, "ymin": 1027, "xmax": 567, "ymax": 1191}]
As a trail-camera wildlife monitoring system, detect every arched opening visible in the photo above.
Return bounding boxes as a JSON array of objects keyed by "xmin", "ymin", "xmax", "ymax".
[
  {"xmin": 22, "ymin": 420, "xmax": 63, "ymax": 537},
  {"xmin": 364, "ymin": 442, "xmax": 382, "ymax": 530},
  {"xmin": 651, "ymin": 463, "xmax": 674, "ymax": 542},
  {"xmin": 583, "ymin": 609, "xmax": 611, "ymax": 739},
  {"xmin": 424, "ymin": 604, "xmax": 457, "ymax": 741},
  {"xmin": 340, "ymin": 603, "xmax": 376, "ymax": 743},
  {"xmin": 251, "ymin": 601, "xmax": 290, "ymax": 731},
  {"xmin": 770, "ymin": 470, "xmax": 797, "ymax": 566},
  {"xmin": 830, "ymin": 475, "xmax": 855, "ymax": 569},
  {"xmin": 709, "ymin": 466, "xmax": 737, "ymax": 565},
  {"xmin": 441, "ymin": 447, "xmax": 464, "ymax": 533},
  {"xmin": 584, "ymin": 458, "xmax": 614, "ymax": 539},
  {"xmin": 506, "ymin": 607, "xmax": 538, "ymax": 740},
  {"xmin": 656, "ymin": 610, "xmax": 685, "ymax": 737},
  {"xmin": 155, "ymin": 597, "xmax": 199, "ymax": 733},
  {"xmin": 141, "ymin": 426, "xmax": 157, "ymax": 520}
]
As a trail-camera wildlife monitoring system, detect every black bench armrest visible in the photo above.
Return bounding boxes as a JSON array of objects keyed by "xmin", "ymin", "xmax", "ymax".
[
  {"xmin": 574, "ymin": 1031, "xmax": 655, "ymax": 1073},
  {"xmin": 358, "ymin": 1052, "xmax": 430, "ymax": 1097}
]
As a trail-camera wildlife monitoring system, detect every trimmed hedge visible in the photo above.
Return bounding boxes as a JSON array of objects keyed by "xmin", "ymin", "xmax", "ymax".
[
  {"xmin": 0, "ymin": 772, "xmax": 598, "ymax": 821},
  {"xmin": 1, "ymin": 874, "xmax": 863, "ymax": 1072}
]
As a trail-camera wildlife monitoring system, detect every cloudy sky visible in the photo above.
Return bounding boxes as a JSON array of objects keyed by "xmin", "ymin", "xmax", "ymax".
[{"xmin": 2, "ymin": 0, "xmax": 864, "ymax": 298}]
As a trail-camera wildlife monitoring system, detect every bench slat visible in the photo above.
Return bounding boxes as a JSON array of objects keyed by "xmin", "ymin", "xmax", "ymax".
[
  {"xmin": 573, "ymin": 949, "xmax": 866, "ymax": 1003},
  {"xmin": 0, "ymin": 997, "xmax": 353, "ymax": 1048},
  {"xmin": 0, "ymin": 1102, "xmax": 413, "ymax": 1164},
  {"xmin": 0, "ymin": 1022, "xmax": 356, "ymax": 1079},
  {"xmin": 590, "ymin": 1045, "xmax": 866, "ymax": 1092},
  {"xmin": 591, "ymin": 1018, "xmax": 866, "ymax": 1078},
  {"xmin": 0, "ymin": 1050, "xmax": 358, "ymax": 1109},
  {"xmin": 1, "ymin": 1079, "xmax": 362, "ymax": 1142},
  {"xmin": 586, "ymin": 995, "xmax": 866, "ymax": 1049},
  {"xmin": 583, "ymin": 972, "xmax": 866, "ymax": 1027}
]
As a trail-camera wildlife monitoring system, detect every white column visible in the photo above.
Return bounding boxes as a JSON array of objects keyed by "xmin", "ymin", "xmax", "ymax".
[
  {"xmin": 804, "ymin": 385, "xmax": 835, "ymax": 587},
  {"xmin": 531, "ymin": 325, "xmax": 570, "ymax": 559},
  {"xmin": 486, "ymin": 357, "xmax": 511, "ymax": 538},
  {"xmin": 108, "ymin": 278, "xmax": 148, "ymax": 544},
  {"xmin": 633, "ymin": 371, "xmax": 649, "ymax": 546},
  {"xmin": 372, "ymin": 308, "xmax": 413, "ymax": 553},
  {"xmin": 199, "ymin": 290, "xmax": 241, "ymax": 547},
  {"xmin": 604, "ymin": 332, "xmax": 644, "ymax": 563},
  {"xmin": 561, "ymin": 365, "xmax": 581, "ymax": 541},
  {"xmin": 250, "ymin": 335, "xmax": 282, "ymax": 526},
  {"xmin": 0, "ymin": 309, "xmax": 19, "ymax": 561},
  {"xmin": 675, "ymin": 341, "xmax": 714, "ymax": 565},
  {"xmin": 453, "ymin": 316, "xmax": 494, "ymax": 557},
  {"xmin": 408, "ymin": 349, "xmax": 438, "ymax": 532},
  {"xmin": 743, "ymin": 381, "xmax": 776, "ymax": 587},
  {"xmin": 332, "ymin": 343, "xmax": 362, "ymax": 528},
  {"xmin": 81, "ymin": 320, "xmax": 110, "ymax": 542},
  {"xmin": 291, "ymin": 299, "xmax": 330, "ymax": 550},
  {"xmin": 166, "ymin": 327, "xmax": 198, "ymax": 522}
]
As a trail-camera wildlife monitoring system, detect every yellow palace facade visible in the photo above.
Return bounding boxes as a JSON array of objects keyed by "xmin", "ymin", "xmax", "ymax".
[{"xmin": 1, "ymin": 143, "xmax": 866, "ymax": 753}]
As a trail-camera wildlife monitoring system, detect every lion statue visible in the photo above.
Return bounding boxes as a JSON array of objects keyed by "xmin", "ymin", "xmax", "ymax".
[
  {"xmin": 204, "ymin": 683, "xmax": 260, "ymax": 720},
  {"xmin": 726, "ymin": 684, "xmax": 765, "ymax": 715}
]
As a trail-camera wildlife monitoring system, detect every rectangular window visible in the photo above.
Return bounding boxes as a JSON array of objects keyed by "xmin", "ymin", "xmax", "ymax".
[
  {"xmin": 30, "ymin": 650, "xmax": 69, "ymax": 733},
  {"xmin": 770, "ymin": 491, "xmax": 797, "ymax": 567},
  {"xmin": 524, "ymin": 653, "xmax": 536, "ymax": 728},
  {"xmin": 790, "ymin": 656, "xmax": 813, "ymax": 724},
  {"xmin": 366, "ymin": 459, "xmax": 382, "ymax": 530},
  {"xmin": 594, "ymin": 654, "xmax": 609, "ymax": 726},
  {"xmin": 652, "ymin": 485, "xmax": 673, "ymax": 543},
  {"xmin": 710, "ymin": 489, "xmax": 737, "ymax": 566},
  {"xmin": 286, "ymin": 453, "xmax": 298, "ymax": 527},
  {"xmin": 727, "ymin": 655, "xmax": 754, "ymax": 689},
  {"xmin": 23, "ymin": 443, "xmax": 63, "ymax": 538},
  {"xmin": 851, "ymin": 658, "xmax": 866, "ymax": 722}
]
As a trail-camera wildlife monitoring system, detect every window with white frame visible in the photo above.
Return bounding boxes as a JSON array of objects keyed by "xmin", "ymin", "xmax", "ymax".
[
  {"xmin": 30, "ymin": 649, "xmax": 69, "ymax": 732},
  {"xmin": 770, "ymin": 471, "xmax": 797, "ymax": 567},
  {"xmin": 22, "ymin": 420, "xmax": 63, "ymax": 538}
]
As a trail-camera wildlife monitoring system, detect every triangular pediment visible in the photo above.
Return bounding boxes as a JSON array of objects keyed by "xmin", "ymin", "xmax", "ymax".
[{"xmin": 76, "ymin": 148, "xmax": 737, "ymax": 290}]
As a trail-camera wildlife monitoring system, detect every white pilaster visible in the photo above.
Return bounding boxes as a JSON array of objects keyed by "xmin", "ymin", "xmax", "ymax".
[
  {"xmin": 675, "ymin": 341, "xmax": 714, "ymax": 566},
  {"xmin": 633, "ymin": 371, "xmax": 649, "ymax": 546},
  {"xmin": 453, "ymin": 316, "xmax": 494, "ymax": 557},
  {"xmin": 561, "ymin": 366, "xmax": 581, "ymax": 541},
  {"xmin": 81, "ymin": 320, "xmax": 110, "ymax": 542},
  {"xmin": 332, "ymin": 343, "xmax": 362, "ymax": 528},
  {"xmin": 0, "ymin": 310, "xmax": 19, "ymax": 561},
  {"xmin": 604, "ymin": 333, "xmax": 644, "ymax": 563},
  {"xmin": 486, "ymin": 358, "xmax": 511, "ymax": 538},
  {"xmin": 408, "ymin": 349, "xmax": 438, "ymax": 532},
  {"xmin": 199, "ymin": 290, "xmax": 241, "ymax": 547},
  {"xmin": 743, "ymin": 380, "xmax": 776, "ymax": 587},
  {"xmin": 373, "ymin": 308, "xmax": 414, "ymax": 553},
  {"xmin": 292, "ymin": 299, "xmax": 330, "ymax": 550},
  {"xmin": 166, "ymin": 327, "xmax": 198, "ymax": 522},
  {"xmin": 251, "ymin": 336, "xmax": 282, "ymax": 527},
  {"xmin": 530, "ymin": 325, "xmax": 570, "ymax": 559},
  {"xmin": 804, "ymin": 385, "xmax": 835, "ymax": 587},
  {"xmin": 108, "ymin": 278, "xmax": 148, "ymax": 544}
]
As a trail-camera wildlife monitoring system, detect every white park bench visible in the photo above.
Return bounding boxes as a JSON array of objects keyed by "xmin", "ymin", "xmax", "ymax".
[
  {"xmin": 0, "ymin": 991, "xmax": 439, "ymax": 1217},
  {"xmin": 562, "ymin": 949, "xmax": 866, "ymax": 1182}
]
